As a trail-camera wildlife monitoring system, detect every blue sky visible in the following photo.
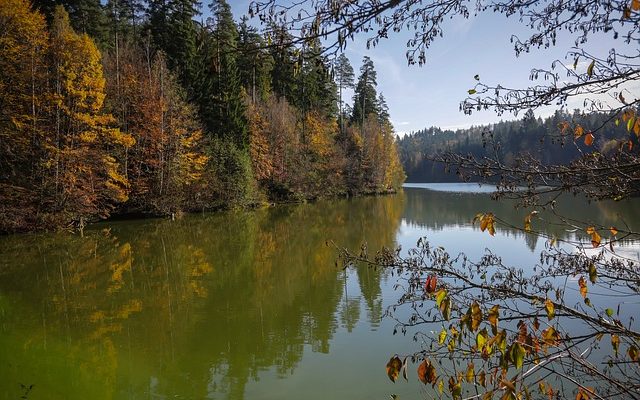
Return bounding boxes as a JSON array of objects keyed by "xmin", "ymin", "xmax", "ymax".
[{"xmin": 228, "ymin": 1, "xmax": 634, "ymax": 136}]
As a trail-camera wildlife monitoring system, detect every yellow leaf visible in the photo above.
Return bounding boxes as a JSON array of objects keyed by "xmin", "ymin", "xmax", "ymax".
[
  {"xmin": 610, "ymin": 226, "xmax": 618, "ymax": 236},
  {"xmin": 487, "ymin": 305, "xmax": 499, "ymax": 331},
  {"xmin": 542, "ymin": 326, "xmax": 559, "ymax": 346},
  {"xmin": 611, "ymin": 334, "xmax": 620, "ymax": 356},
  {"xmin": 470, "ymin": 301, "xmax": 482, "ymax": 332},
  {"xmin": 545, "ymin": 299, "xmax": 555, "ymax": 320},
  {"xmin": 466, "ymin": 362, "xmax": 475, "ymax": 382},
  {"xmin": 440, "ymin": 297, "xmax": 451, "ymax": 320},
  {"xmin": 524, "ymin": 211, "xmax": 536, "ymax": 232},
  {"xmin": 511, "ymin": 342, "xmax": 526, "ymax": 369},
  {"xmin": 435, "ymin": 289, "xmax": 447, "ymax": 307},
  {"xmin": 476, "ymin": 329, "xmax": 488, "ymax": 349},
  {"xmin": 439, "ymin": 329, "xmax": 447, "ymax": 344},
  {"xmin": 632, "ymin": 0, "xmax": 640, "ymax": 11}
]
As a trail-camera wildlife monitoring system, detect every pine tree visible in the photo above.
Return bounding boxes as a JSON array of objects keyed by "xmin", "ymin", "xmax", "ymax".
[
  {"xmin": 298, "ymin": 38, "xmax": 337, "ymax": 117},
  {"xmin": 237, "ymin": 16, "xmax": 273, "ymax": 104},
  {"xmin": 269, "ymin": 23, "xmax": 298, "ymax": 103},
  {"xmin": 207, "ymin": 0, "xmax": 247, "ymax": 148},
  {"xmin": 376, "ymin": 93, "xmax": 390, "ymax": 125},
  {"xmin": 351, "ymin": 56, "xmax": 378, "ymax": 127},
  {"xmin": 32, "ymin": 0, "xmax": 109, "ymax": 46},
  {"xmin": 334, "ymin": 53, "xmax": 355, "ymax": 133}
]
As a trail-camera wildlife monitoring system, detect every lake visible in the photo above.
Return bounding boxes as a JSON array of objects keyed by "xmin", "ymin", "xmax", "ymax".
[{"xmin": 1, "ymin": 183, "xmax": 638, "ymax": 399}]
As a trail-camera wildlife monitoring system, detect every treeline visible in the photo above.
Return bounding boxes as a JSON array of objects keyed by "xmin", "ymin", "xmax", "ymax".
[
  {"xmin": 0, "ymin": 0, "xmax": 405, "ymax": 233},
  {"xmin": 399, "ymin": 109, "xmax": 637, "ymax": 182}
]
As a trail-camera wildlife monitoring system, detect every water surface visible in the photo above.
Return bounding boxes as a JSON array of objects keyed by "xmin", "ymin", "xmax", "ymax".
[{"xmin": 1, "ymin": 184, "xmax": 638, "ymax": 399}]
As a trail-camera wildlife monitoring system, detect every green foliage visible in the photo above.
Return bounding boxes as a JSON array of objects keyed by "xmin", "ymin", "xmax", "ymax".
[
  {"xmin": 351, "ymin": 56, "xmax": 378, "ymax": 127},
  {"xmin": 204, "ymin": 137, "xmax": 258, "ymax": 208},
  {"xmin": 399, "ymin": 109, "xmax": 636, "ymax": 182}
]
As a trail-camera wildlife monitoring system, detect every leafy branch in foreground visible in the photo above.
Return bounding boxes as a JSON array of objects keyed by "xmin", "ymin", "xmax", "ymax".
[{"xmin": 334, "ymin": 238, "xmax": 640, "ymax": 399}]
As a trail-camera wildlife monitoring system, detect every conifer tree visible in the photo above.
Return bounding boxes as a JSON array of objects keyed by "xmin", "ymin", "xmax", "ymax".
[
  {"xmin": 32, "ymin": 0, "xmax": 109, "ymax": 45},
  {"xmin": 298, "ymin": 38, "xmax": 337, "ymax": 117},
  {"xmin": 207, "ymin": 0, "xmax": 247, "ymax": 148},
  {"xmin": 268, "ymin": 24, "xmax": 298, "ymax": 103},
  {"xmin": 237, "ymin": 16, "xmax": 273, "ymax": 104},
  {"xmin": 334, "ymin": 53, "xmax": 355, "ymax": 133},
  {"xmin": 351, "ymin": 56, "xmax": 378, "ymax": 127}
]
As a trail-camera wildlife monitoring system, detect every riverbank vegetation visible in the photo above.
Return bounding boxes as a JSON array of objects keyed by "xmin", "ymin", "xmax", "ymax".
[{"xmin": 0, "ymin": 0, "xmax": 405, "ymax": 234}]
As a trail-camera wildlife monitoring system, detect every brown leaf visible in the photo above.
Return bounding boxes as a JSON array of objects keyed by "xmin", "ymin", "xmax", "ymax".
[
  {"xmin": 578, "ymin": 276, "xmax": 588, "ymax": 299},
  {"xmin": 584, "ymin": 133, "xmax": 594, "ymax": 146},
  {"xmin": 425, "ymin": 274, "xmax": 437, "ymax": 294},
  {"xmin": 386, "ymin": 356, "xmax": 403, "ymax": 382},
  {"xmin": 417, "ymin": 359, "xmax": 437, "ymax": 385},
  {"xmin": 591, "ymin": 231, "xmax": 601, "ymax": 248}
]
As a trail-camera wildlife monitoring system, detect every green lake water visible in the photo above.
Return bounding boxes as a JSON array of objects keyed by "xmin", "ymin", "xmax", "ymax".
[{"xmin": 1, "ymin": 185, "xmax": 638, "ymax": 399}]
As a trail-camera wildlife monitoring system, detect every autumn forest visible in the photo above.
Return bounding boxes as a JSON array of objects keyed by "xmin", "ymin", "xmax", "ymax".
[{"xmin": 0, "ymin": 0, "xmax": 405, "ymax": 233}]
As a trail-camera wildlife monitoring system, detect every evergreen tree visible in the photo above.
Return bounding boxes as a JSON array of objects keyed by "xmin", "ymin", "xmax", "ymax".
[
  {"xmin": 376, "ymin": 93, "xmax": 390, "ymax": 125},
  {"xmin": 207, "ymin": 0, "xmax": 247, "ymax": 147},
  {"xmin": 351, "ymin": 56, "xmax": 378, "ymax": 127},
  {"xmin": 32, "ymin": 0, "xmax": 109, "ymax": 45},
  {"xmin": 334, "ymin": 53, "xmax": 355, "ymax": 133},
  {"xmin": 147, "ymin": 0, "xmax": 170, "ymax": 51},
  {"xmin": 298, "ymin": 38, "xmax": 337, "ymax": 117},
  {"xmin": 237, "ymin": 16, "xmax": 273, "ymax": 104},
  {"xmin": 167, "ymin": 0, "xmax": 199, "ymax": 86},
  {"xmin": 269, "ymin": 23, "xmax": 297, "ymax": 102}
]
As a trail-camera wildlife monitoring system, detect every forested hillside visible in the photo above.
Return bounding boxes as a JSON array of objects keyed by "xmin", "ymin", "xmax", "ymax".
[
  {"xmin": 399, "ymin": 109, "xmax": 638, "ymax": 182},
  {"xmin": 0, "ymin": 0, "xmax": 405, "ymax": 233}
]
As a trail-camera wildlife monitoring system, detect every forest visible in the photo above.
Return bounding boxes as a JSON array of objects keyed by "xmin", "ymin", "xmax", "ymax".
[
  {"xmin": 399, "ymin": 109, "xmax": 639, "ymax": 182},
  {"xmin": 0, "ymin": 0, "xmax": 405, "ymax": 234}
]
